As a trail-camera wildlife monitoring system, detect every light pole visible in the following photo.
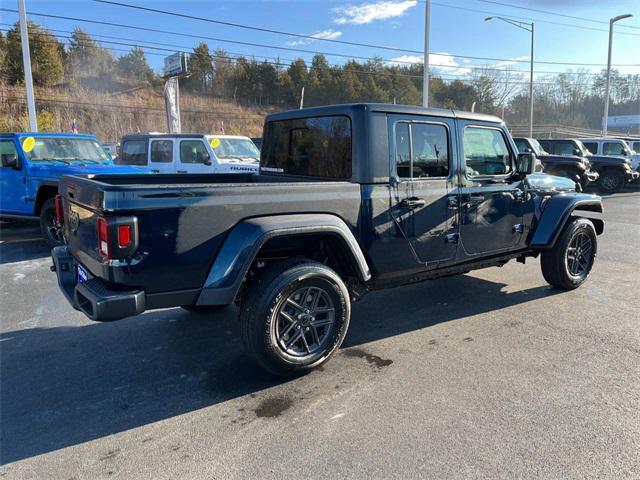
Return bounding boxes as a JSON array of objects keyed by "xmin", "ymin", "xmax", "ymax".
[
  {"xmin": 603, "ymin": 14, "xmax": 633, "ymax": 136},
  {"xmin": 485, "ymin": 16, "xmax": 534, "ymax": 138},
  {"xmin": 422, "ymin": 0, "xmax": 430, "ymax": 107}
]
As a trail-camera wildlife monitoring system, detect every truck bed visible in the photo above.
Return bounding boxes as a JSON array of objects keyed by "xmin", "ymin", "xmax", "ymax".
[{"xmin": 59, "ymin": 174, "xmax": 362, "ymax": 297}]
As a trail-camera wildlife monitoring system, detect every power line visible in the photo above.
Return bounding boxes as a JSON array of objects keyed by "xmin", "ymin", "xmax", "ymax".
[
  {"xmin": 425, "ymin": 1, "xmax": 640, "ymax": 37},
  {"xmin": 2, "ymin": 22, "xmax": 619, "ymax": 80},
  {"xmin": 473, "ymin": 0, "xmax": 640, "ymax": 30},
  {"xmin": 6, "ymin": 27, "xmax": 636, "ymax": 88},
  {"xmin": 83, "ymin": 2, "xmax": 640, "ymax": 65},
  {"xmin": 3, "ymin": 8, "xmax": 638, "ymax": 69}
]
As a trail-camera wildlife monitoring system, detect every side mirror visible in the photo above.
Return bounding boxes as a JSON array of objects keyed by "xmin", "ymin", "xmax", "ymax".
[
  {"xmin": 573, "ymin": 148, "xmax": 582, "ymax": 156},
  {"xmin": 1, "ymin": 154, "xmax": 20, "ymax": 169},
  {"xmin": 204, "ymin": 160, "xmax": 212, "ymax": 166},
  {"xmin": 515, "ymin": 152, "xmax": 535, "ymax": 176}
]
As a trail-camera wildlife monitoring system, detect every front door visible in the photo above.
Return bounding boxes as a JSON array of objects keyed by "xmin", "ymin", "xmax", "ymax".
[
  {"xmin": 0, "ymin": 139, "xmax": 28, "ymax": 215},
  {"xmin": 178, "ymin": 139, "xmax": 212, "ymax": 174},
  {"xmin": 388, "ymin": 116, "xmax": 459, "ymax": 267},
  {"xmin": 458, "ymin": 123, "xmax": 525, "ymax": 256}
]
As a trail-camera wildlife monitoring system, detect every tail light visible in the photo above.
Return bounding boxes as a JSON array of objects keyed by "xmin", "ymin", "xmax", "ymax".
[
  {"xmin": 55, "ymin": 195, "xmax": 63, "ymax": 225},
  {"xmin": 97, "ymin": 216, "xmax": 138, "ymax": 260}
]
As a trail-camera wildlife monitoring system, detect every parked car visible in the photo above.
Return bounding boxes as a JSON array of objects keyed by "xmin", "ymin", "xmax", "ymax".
[
  {"xmin": 251, "ymin": 137, "xmax": 263, "ymax": 151},
  {"xmin": 626, "ymin": 140, "xmax": 640, "ymax": 154},
  {"xmin": 537, "ymin": 138, "xmax": 638, "ymax": 193},
  {"xmin": 0, "ymin": 133, "xmax": 148, "ymax": 246},
  {"xmin": 579, "ymin": 137, "xmax": 640, "ymax": 172},
  {"xmin": 116, "ymin": 133, "xmax": 260, "ymax": 174},
  {"xmin": 514, "ymin": 137, "xmax": 598, "ymax": 191},
  {"xmin": 52, "ymin": 103, "xmax": 604, "ymax": 376},
  {"xmin": 102, "ymin": 142, "xmax": 119, "ymax": 160}
]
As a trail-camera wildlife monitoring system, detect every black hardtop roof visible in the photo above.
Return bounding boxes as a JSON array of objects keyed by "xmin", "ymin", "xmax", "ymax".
[
  {"xmin": 121, "ymin": 133, "xmax": 207, "ymax": 140},
  {"xmin": 265, "ymin": 103, "xmax": 503, "ymax": 124}
]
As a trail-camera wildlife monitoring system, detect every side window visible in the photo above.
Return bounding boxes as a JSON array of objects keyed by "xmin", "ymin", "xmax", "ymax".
[
  {"xmin": 395, "ymin": 123, "xmax": 411, "ymax": 178},
  {"xmin": 180, "ymin": 140, "xmax": 209, "ymax": 164},
  {"xmin": 554, "ymin": 141, "xmax": 575, "ymax": 155},
  {"xmin": 0, "ymin": 140, "xmax": 18, "ymax": 166},
  {"xmin": 150, "ymin": 140, "xmax": 173, "ymax": 163},
  {"xmin": 463, "ymin": 127, "xmax": 512, "ymax": 176},
  {"xmin": 119, "ymin": 140, "xmax": 147, "ymax": 165},
  {"xmin": 603, "ymin": 142, "xmax": 625, "ymax": 156},
  {"xmin": 538, "ymin": 140, "xmax": 551, "ymax": 153},
  {"xmin": 514, "ymin": 139, "xmax": 529, "ymax": 153},
  {"xmin": 582, "ymin": 142, "xmax": 598, "ymax": 155},
  {"xmin": 395, "ymin": 122, "xmax": 449, "ymax": 179}
]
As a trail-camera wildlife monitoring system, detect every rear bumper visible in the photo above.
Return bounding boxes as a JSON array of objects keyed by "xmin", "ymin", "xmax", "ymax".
[{"xmin": 51, "ymin": 246, "xmax": 145, "ymax": 321}]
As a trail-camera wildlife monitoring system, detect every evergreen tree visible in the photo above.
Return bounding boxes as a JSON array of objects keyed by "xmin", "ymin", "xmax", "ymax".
[
  {"xmin": 67, "ymin": 27, "xmax": 114, "ymax": 77},
  {"xmin": 186, "ymin": 42, "xmax": 213, "ymax": 93},
  {"xmin": 116, "ymin": 46, "xmax": 154, "ymax": 82},
  {"xmin": 4, "ymin": 21, "xmax": 64, "ymax": 86}
]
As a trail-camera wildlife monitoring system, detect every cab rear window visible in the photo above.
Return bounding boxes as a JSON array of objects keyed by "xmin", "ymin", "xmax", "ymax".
[{"xmin": 261, "ymin": 115, "xmax": 352, "ymax": 179}]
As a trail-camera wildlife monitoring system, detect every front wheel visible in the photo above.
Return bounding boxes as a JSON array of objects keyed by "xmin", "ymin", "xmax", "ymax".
[
  {"xmin": 240, "ymin": 261, "xmax": 350, "ymax": 377},
  {"xmin": 39, "ymin": 198, "xmax": 64, "ymax": 247},
  {"xmin": 598, "ymin": 170, "xmax": 624, "ymax": 193},
  {"xmin": 540, "ymin": 218, "xmax": 597, "ymax": 290}
]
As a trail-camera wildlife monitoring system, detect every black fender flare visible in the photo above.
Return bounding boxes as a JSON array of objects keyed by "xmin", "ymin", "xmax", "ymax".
[
  {"xmin": 529, "ymin": 194, "xmax": 604, "ymax": 249},
  {"xmin": 196, "ymin": 214, "xmax": 371, "ymax": 306}
]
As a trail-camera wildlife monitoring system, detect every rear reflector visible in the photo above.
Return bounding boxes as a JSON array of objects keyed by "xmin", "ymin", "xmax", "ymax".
[
  {"xmin": 55, "ymin": 195, "xmax": 63, "ymax": 225},
  {"xmin": 117, "ymin": 225, "xmax": 131, "ymax": 248},
  {"xmin": 97, "ymin": 217, "xmax": 109, "ymax": 259}
]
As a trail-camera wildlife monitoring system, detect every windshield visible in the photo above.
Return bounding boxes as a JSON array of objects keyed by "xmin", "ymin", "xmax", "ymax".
[
  {"xmin": 208, "ymin": 137, "xmax": 260, "ymax": 162},
  {"xmin": 22, "ymin": 137, "xmax": 111, "ymax": 163},
  {"xmin": 530, "ymin": 139, "xmax": 548, "ymax": 155}
]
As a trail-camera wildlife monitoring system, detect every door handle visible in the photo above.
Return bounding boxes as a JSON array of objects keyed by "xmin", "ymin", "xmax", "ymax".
[{"xmin": 400, "ymin": 197, "xmax": 426, "ymax": 208}]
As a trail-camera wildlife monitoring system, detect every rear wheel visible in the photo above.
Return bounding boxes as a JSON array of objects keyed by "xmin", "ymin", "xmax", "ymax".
[
  {"xmin": 599, "ymin": 169, "xmax": 624, "ymax": 193},
  {"xmin": 240, "ymin": 261, "xmax": 350, "ymax": 377},
  {"xmin": 541, "ymin": 218, "xmax": 597, "ymax": 290},
  {"xmin": 39, "ymin": 198, "xmax": 64, "ymax": 247}
]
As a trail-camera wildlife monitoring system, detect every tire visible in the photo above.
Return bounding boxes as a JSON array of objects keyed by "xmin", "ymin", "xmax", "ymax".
[
  {"xmin": 598, "ymin": 169, "xmax": 624, "ymax": 193},
  {"xmin": 39, "ymin": 197, "xmax": 64, "ymax": 247},
  {"xmin": 180, "ymin": 305, "xmax": 228, "ymax": 314},
  {"xmin": 540, "ymin": 218, "xmax": 597, "ymax": 290},
  {"xmin": 240, "ymin": 260, "xmax": 351, "ymax": 377}
]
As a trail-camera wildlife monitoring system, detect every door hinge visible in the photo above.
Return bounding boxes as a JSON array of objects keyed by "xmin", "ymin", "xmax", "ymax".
[{"xmin": 445, "ymin": 233, "xmax": 459, "ymax": 244}]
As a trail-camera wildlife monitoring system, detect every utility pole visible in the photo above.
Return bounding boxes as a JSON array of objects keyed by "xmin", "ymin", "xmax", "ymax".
[
  {"xmin": 18, "ymin": 0, "xmax": 37, "ymax": 131},
  {"xmin": 299, "ymin": 87, "xmax": 305, "ymax": 109},
  {"xmin": 603, "ymin": 14, "xmax": 633, "ymax": 136},
  {"xmin": 422, "ymin": 0, "xmax": 430, "ymax": 108}
]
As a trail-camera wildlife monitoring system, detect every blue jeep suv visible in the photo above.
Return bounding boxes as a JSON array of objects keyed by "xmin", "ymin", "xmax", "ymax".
[{"xmin": 0, "ymin": 132, "xmax": 147, "ymax": 246}]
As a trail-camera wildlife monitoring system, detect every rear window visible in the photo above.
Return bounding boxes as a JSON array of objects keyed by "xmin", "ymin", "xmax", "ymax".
[
  {"xmin": 262, "ymin": 115, "xmax": 351, "ymax": 178},
  {"xmin": 119, "ymin": 140, "xmax": 147, "ymax": 165}
]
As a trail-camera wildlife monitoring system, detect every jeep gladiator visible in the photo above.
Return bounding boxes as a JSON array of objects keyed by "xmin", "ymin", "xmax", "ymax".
[{"xmin": 52, "ymin": 104, "xmax": 604, "ymax": 376}]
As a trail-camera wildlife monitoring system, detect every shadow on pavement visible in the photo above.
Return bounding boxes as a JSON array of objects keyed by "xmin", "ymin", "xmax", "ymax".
[
  {"xmin": 0, "ymin": 272, "xmax": 562, "ymax": 464},
  {"xmin": 0, "ymin": 221, "xmax": 50, "ymax": 265}
]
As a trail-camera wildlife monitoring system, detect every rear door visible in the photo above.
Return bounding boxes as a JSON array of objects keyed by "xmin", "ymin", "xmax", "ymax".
[
  {"xmin": 177, "ymin": 138, "xmax": 212, "ymax": 174},
  {"xmin": 458, "ymin": 122, "xmax": 526, "ymax": 256},
  {"xmin": 148, "ymin": 138, "xmax": 175, "ymax": 173},
  {"xmin": 388, "ymin": 114, "xmax": 460, "ymax": 267}
]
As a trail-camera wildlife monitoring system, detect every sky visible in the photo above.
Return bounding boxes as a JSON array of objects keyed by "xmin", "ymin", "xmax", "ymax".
[{"xmin": 2, "ymin": 0, "xmax": 639, "ymax": 85}]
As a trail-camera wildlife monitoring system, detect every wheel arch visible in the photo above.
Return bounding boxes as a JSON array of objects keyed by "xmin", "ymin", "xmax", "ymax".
[
  {"xmin": 530, "ymin": 194, "xmax": 604, "ymax": 249},
  {"xmin": 196, "ymin": 214, "xmax": 371, "ymax": 306},
  {"xmin": 34, "ymin": 183, "xmax": 59, "ymax": 216}
]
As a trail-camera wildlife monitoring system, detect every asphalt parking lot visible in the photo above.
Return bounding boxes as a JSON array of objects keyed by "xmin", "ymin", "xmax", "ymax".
[{"xmin": 1, "ymin": 189, "xmax": 639, "ymax": 479}]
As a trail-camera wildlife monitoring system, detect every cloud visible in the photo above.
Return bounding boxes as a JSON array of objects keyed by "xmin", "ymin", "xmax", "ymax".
[
  {"xmin": 387, "ymin": 52, "xmax": 473, "ymax": 75},
  {"xmin": 489, "ymin": 56, "xmax": 530, "ymax": 69},
  {"xmin": 286, "ymin": 29, "xmax": 343, "ymax": 46},
  {"xmin": 333, "ymin": 1, "xmax": 417, "ymax": 25}
]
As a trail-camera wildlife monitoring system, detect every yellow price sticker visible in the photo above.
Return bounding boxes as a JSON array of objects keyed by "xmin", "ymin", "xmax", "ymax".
[
  {"xmin": 210, "ymin": 138, "xmax": 221, "ymax": 149},
  {"xmin": 22, "ymin": 136, "xmax": 36, "ymax": 153}
]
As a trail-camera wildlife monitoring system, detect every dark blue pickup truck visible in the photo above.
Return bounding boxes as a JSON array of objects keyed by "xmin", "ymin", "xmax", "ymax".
[
  {"xmin": 52, "ymin": 104, "xmax": 604, "ymax": 376},
  {"xmin": 0, "ymin": 133, "xmax": 146, "ymax": 245}
]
